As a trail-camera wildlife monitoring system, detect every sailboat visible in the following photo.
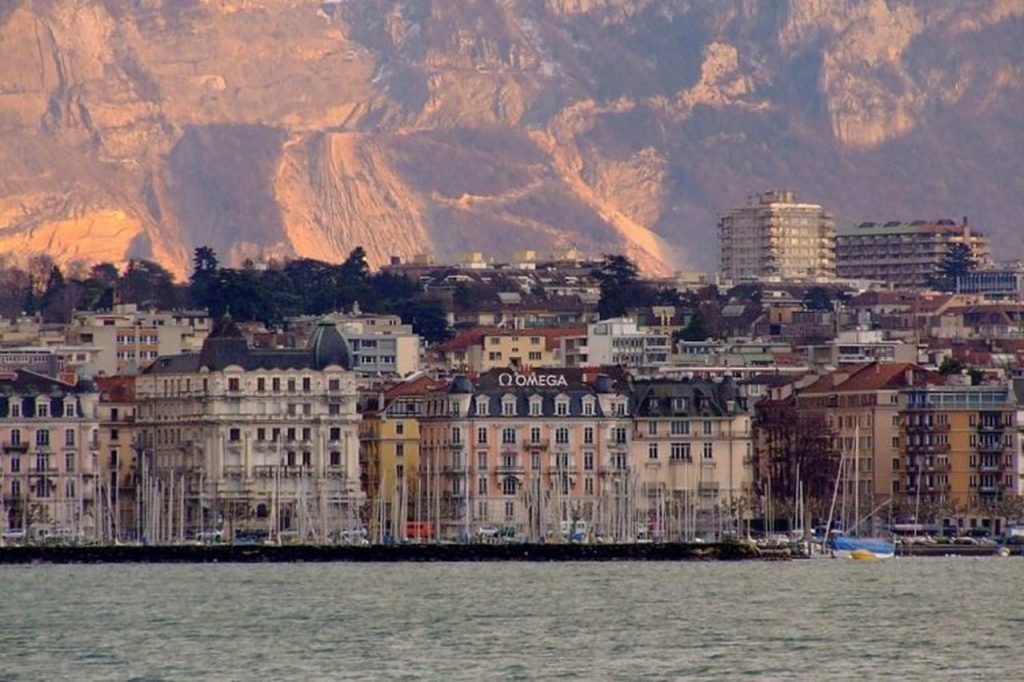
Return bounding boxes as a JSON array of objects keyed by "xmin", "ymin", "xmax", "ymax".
[{"xmin": 825, "ymin": 426, "xmax": 895, "ymax": 560}]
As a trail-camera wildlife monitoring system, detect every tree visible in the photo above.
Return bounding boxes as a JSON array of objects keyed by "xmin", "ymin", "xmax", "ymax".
[
  {"xmin": 119, "ymin": 259, "xmax": 179, "ymax": 309},
  {"xmin": 802, "ymin": 286, "xmax": 834, "ymax": 312},
  {"xmin": 592, "ymin": 254, "xmax": 655, "ymax": 318},
  {"xmin": 676, "ymin": 310, "xmax": 710, "ymax": 342},
  {"xmin": 933, "ymin": 243, "xmax": 977, "ymax": 291}
]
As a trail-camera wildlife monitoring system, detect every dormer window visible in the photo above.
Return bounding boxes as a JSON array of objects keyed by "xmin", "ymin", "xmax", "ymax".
[
  {"xmin": 555, "ymin": 396, "xmax": 570, "ymax": 417},
  {"xmin": 672, "ymin": 397, "xmax": 688, "ymax": 412},
  {"xmin": 476, "ymin": 396, "xmax": 489, "ymax": 416},
  {"xmin": 64, "ymin": 402, "xmax": 76, "ymax": 418},
  {"xmin": 529, "ymin": 397, "xmax": 543, "ymax": 417},
  {"xmin": 36, "ymin": 401, "xmax": 49, "ymax": 418},
  {"xmin": 502, "ymin": 396, "xmax": 517, "ymax": 417},
  {"xmin": 10, "ymin": 402, "xmax": 20, "ymax": 418},
  {"xmin": 582, "ymin": 398, "xmax": 595, "ymax": 417}
]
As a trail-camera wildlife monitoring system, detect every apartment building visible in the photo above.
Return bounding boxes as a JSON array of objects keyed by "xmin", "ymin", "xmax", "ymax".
[
  {"xmin": 579, "ymin": 318, "xmax": 670, "ymax": 368},
  {"xmin": 836, "ymin": 219, "xmax": 991, "ymax": 289},
  {"xmin": 440, "ymin": 327, "xmax": 582, "ymax": 372},
  {"xmin": 719, "ymin": 190, "xmax": 836, "ymax": 282},
  {"xmin": 630, "ymin": 377, "xmax": 755, "ymax": 540},
  {"xmin": 135, "ymin": 317, "xmax": 363, "ymax": 542},
  {"xmin": 67, "ymin": 304, "xmax": 211, "ymax": 376},
  {"xmin": 418, "ymin": 368, "xmax": 634, "ymax": 541},
  {"xmin": 289, "ymin": 312, "xmax": 422, "ymax": 377},
  {"xmin": 359, "ymin": 376, "xmax": 443, "ymax": 542},
  {"xmin": 0, "ymin": 370, "xmax": 100, "ymax": 540},
  {"xmin": 899, "ymin": 382, "xmax": 1018, "ymax": 530},
  {"xmin": 95, "ymin": 375, "xmax": 139, "ymax": 538},
  {"xmin": 797, "ymin": 364, "xmax": 940, "ymax": 532}
]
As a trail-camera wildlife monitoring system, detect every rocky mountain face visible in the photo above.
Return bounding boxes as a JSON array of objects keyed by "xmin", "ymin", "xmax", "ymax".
[{"xmin": 1, "ymin": 0, "xmax": 1021, "ymax": 278}]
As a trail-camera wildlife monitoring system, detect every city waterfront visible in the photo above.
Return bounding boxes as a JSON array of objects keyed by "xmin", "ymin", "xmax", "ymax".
[{"xmin": 1, "ymin": 559, "xmax": 1020, "ymax": 680}]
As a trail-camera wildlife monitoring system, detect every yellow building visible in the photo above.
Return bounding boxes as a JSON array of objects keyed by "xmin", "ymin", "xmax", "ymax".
[
  {"xmin": 900, "ymin": 382, "xmax": 1017, "ymax": 532},
  {"xmin": 441, "ymin": 328, "xmax": 582, "ymax": 372},
  {"xmin": 360, "ymin": 377, "xmax": 440, "ymax": 542}
]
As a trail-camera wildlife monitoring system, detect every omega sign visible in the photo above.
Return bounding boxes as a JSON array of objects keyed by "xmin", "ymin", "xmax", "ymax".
[{"xmin": 498, "ymin": 372, "xmax": 569, "ymax": 388}]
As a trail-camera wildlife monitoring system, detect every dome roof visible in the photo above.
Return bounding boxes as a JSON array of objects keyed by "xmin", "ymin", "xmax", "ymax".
[
  {"xmin": 593, "ymin": 374, "xmax": 615, "ymax": 394},
  {"xmin": 74, "ymin": 378, "xmax": 99, "ymax": 393},
  {"xmin": 308, "ymin": 320, "xmax": 353, "ymax": 370},
  {"xmin": 449, "ymin": 375, "xmax": 474, "ymax": 394}
]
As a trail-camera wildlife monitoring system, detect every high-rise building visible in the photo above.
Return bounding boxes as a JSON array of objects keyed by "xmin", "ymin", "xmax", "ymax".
[
  {"xmin": 719, "ymin": 191, "xmax": 835, "ymax": 282},
  {"xmin": 836, "ymin": 219, "xmax": 991, "ymax": 289}
]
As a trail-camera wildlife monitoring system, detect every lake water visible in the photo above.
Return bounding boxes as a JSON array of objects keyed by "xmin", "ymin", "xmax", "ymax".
[{"xmin": 1, "ymin": 558, "xmax": 1021, "ymax": 680}]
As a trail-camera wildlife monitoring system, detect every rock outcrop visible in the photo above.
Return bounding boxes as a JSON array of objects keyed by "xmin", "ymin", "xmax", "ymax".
[{"xmin": 0, "ymin": 0, "xmax": 1021, "ymax": 278}]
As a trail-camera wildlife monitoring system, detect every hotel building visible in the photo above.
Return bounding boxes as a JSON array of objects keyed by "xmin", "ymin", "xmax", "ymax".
[
  {"xmin": 719, "ymin": 191, "xmax": 836, "ymax": 282},
  {"xmin": 135, "ymin": 317, "xmax": 363, "ymax": 542}
]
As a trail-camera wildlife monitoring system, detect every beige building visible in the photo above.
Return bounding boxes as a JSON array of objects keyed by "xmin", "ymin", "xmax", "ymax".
[
  {"xmin": 719, "ymin": 190, "xmax": 836, "ymax": 282},
  {"xmin": 135, "ymin": 318, "xmax": 363, "ymax": 542},
  {"xmin": 67, "ymin": 304, "xmax": 211, "ymax": 376},
  {"xmin": 836, "ymin": 219, "xmax": 991, "ymax": 289},
  {"xmin": 418, "ymin": 369, "xmax": 635, "ymax": 541},
  {"xmin": 1, "ymin": 370, "xmax": 100, "ymax": 541},
  {"xmin": 290, "ymin": 312, "xmax": 422, "ymax": 377},
  {"xmin": 630, "ymin": 378, "xmax": 755, "ymax": 539},
  {"xmin": 96, "ymin": 375, "xmax": 139, "ymax": 540},
  {"xmin": 441, "ymin": 327, "xmax": 582, "ymax": 372}
]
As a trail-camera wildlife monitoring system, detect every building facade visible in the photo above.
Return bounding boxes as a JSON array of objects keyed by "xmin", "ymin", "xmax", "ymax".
[
  {"xmin": 1, "ymin": 370, "xmax": 100, "ymax": 540},
  {"xmin": 630, "ymin": 378, "xmax": 755, "ymax": 540},
  {"xmin": 836, "ymin": 219, "xmax": 991, "ymax": 289},
  {"xmin": 67, "ymin": 304, "xmax": 211, "ymax": 376},
  {"xmin": 135, "ymin": 318, "xmax": 363, "ymax": 542},
  {"xmin": 418, "ymin": 369, "xmax": 635, "ymax": 541},
  {"xmin": 719, "ymin": 191, "xmax": 836, "ymax": 282},
  {"xmin": 580, "ymin": 318, "xmax": 670, "ymax": 368}
]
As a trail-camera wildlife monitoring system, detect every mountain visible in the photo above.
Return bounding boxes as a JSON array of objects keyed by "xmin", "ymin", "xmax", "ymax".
[{"xmin": 1, "ymin": 0, "xmax": 1022, "ymax": 279}]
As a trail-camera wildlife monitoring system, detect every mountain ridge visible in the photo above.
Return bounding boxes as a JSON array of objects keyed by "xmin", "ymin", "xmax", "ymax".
[{"xmin": 0, "ymin": 0, "xmax": 1021, "ymax": 278}]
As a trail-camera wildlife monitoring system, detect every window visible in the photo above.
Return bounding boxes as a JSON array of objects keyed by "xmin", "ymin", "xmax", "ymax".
[
  {"xmin": 583, "ymin": 427, "xmax": 594, "ymax": 445},
  {"xmin": 286, "ymin": 428, "xmax": 296, "ymax": 442},
  {"xmin": 302, "ymin": 451, "xmax": 312, "ymax": 467},
  {"xmin": 529, "ymin": 399, "xmax": 542, "ymax": 417},
  {"xmin": 477, "ymin": 427, "xmax": 488, "ymax": 444},
  {"xmin": 65, "ymin": 429, "xmax": 75, "ymax": 446},
  {"xmin": 64, "ymin": 403, "xmax": 75, "ymax": 417},
  {"xmin": 10, "ymin": 428, "xmax": 20, "ymax": 445},
  {"xmin": 396, "ymin": 422, "xmax": 405, "ymax": 435},
  {"xmin": 10, "ymin": 457, "xmax": 19, "ymax": 473},
  {"xmin": 329, "ymin": 427, "xmax": 341, "ymax": 442},
  {"xmin": 272, "ymin": 378, "xmax": 281, "ymax": 392},
  {"xmin": 228, "ymin": 378, "xmax": 240, "ymax": 392},
  {"xmin": 110, "ymin": 428, "xmax": 119, "ymax": 442},
  {"xmin": 476, "ymin": 397, "xmax": 489, "ymax": 416},
  {"xmin": 648, "ymin": 443, "xmax": 658, "ymax": 460},
  {"xmin": 36, "ymin": 402, "xmax": 48, "ymax": 418},
  {"xmin": 612, "ymin": 427, "xmax": 627, "ymax": 444},
  {"xmin": 502, "ymin": 428, "xmax": 516, "ymax": 445},
  {"xmin": 451, "ymin": 427, "xmax": 462, "ymax": 444},
  {"xmin": 257, "ymin": 428, "xmax": 266, "ymax": 441},
  {"xmin": 502, "ymin": 399, "xmax": 516, "ymax": 417},
  {"xmin": 531, "ymin": 453, "xmax": 541, "ymax": 471},
  {"xmin": 585, "ymin": 477, "xmax": 594, "ymax": 495},
  {"xmin": 66, "ymin": 452, "xmax": 75, "ymax": 472},
  {"xmin": 671, "ymin": 420, "xmax": 689, "ymax": 436},
  {"xmin": 257, "ymin": 378, "xmax": 266, "ymax": 392},
  {"xmin": 555, "ymin": 428, "xmax": 569, "ymax": 445},
  {"xmin": 647, "ymin": 421, "xmax": 657, "ymax": 436},
  {"xmin": 396, "ymin": 443, "xmax": 405, "ymax": 457},
  {"xmin": 478, "ymin": 477, "xmax": 488, "ymax": 495},
  {"xmin": 530, "ymin": 427, "xmax": 541, "ymax": 445},
  {"xmin": 528, "ymin": 351, "xmax": 542, "ymax": 361},
  {"xmin": 303, "ymin": 404, "xmax": 312, "ymax": 417},
  {"xmin": 36, "ymin": 430, "xmax": 50, "ymax": 447},
  {"xmin": 286, "ymin": 451, "xmax": 296, "ymax": 466},
  {"xmin": 891, "ymin": 437, "xmax": 899, "ymax": 448},
  {"xmin": 287, "ymin": 379, "xmax": 296, "ymax": 393},
  {"xmin": 302, "ymin": 377, "xmax": 311, "ymax": 392},
  {"xmin": 229, "ymin": 428, "xmax": 241, "ymax": 442},
  {"xmin": 503, "ymin": 477, "xmax": 518, "ymax": 496},
  {"xmin": 478, "ymin": 452, "xmax": 487, "ymax": 470},
  {"xmin": 505, "ymin": 501, "xmax": 515, "ymax": 518},
  {"xmin": 9, "ymin": 403, "xmax": 19, "ymax": 418},
  {"xmin": 35, "ymin": 478, "xmax": 49, "ymax": 498},
  {"xmin": 302, "ymin": 428, "xmax": 311, "ymax": 442},
  {"xmin": 108, "ymin": 451, "xmax": 117, "ymax": 469},
  {"xmin": 555, "ymin": 400, "xmax": 569, "ymax": 416},
  {"xmin": 330, "ymin": 451, "xmax": 341, "ymax": 467},
  {"xmin": 328, "ymin": 379, "xmax": 340, "ymax": 391},
  {"xmin": 328, "ymin": 403, "xmax": 340, "ymax": 416},
  {"xmin": 671, "ymin": 443, "xmax": 691, "ymax": 461},
  {"xmin": 582, "ymin": 400, "xmax": 595, "ymax": 417},
  {"xmin": 703, "ymin": 421, "xmax": 712, "ymax": 435}
]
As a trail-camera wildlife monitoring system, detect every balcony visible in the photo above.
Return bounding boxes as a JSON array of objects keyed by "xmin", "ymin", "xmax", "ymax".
[
  {"xmin": 442, "ymin": 465, "xmax": 468, "ymax": 475},
  {"xmin": 698, "ymin": 481, "xmax": 720, "ymax": 496},
  {"xmin": 447, "ymin": 441, "xmax": 465, "ymax": 450},
  {"xmin": 496, "ymin": 464, "xmax": 525, "ymax": 475},
  {"xmin": 978, "ymin": 423, "xmax": 1005, "ymax": 432},
  {"xmin": 526, "ymin": 439, "xmax": 549, "ymax": 450},
  {"xmin": 977, "ymin": 442, "xmax": 1005, "ymax": 453},
  {"xmin": 223, "ymin": 465, "xmax": 245, "ymax": 478},
  {"xmin": 2, "ymin": 441, "xmax": 28, "ymax": 452}
]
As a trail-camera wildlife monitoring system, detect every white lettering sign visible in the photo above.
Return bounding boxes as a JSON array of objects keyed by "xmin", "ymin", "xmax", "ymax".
[{"xmin": 498, "ymin": 372, "xmax": 569, "ymax": 388}]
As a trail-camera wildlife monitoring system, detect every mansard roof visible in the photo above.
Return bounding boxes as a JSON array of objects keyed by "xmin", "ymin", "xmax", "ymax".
[
  {"xmin": 146, "ymin": 316, "xmax": 354, "ymax": 374},
  {"xmin": 631, "ymin": 378, "xmax": 743, "ymax": 418}
]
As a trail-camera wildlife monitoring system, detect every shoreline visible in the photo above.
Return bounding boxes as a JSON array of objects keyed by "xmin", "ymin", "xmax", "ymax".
[{"xmin": 0, "ymin": 542, "xmax": 781, "ymax": 564}]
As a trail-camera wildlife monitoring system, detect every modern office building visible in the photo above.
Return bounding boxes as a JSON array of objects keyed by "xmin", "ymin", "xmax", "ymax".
[
  {"xmin": 719, "ymin": 191, "xmax": 836, "ymax": 282},
  {"xmin": 836, "ymin": 219, "xmax": 991, "ymax": 289}
]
